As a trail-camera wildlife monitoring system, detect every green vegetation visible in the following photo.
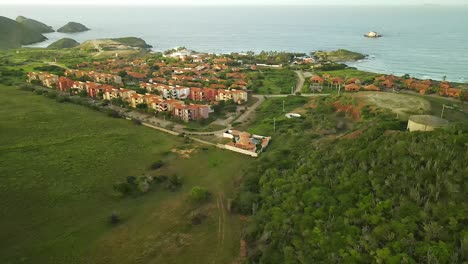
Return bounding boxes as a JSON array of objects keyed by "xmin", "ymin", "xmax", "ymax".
[
  {"xmin": 0, "ymin": 16, "xmax": 46, "ymax": 49},
  {"xmin": 16, "ymin": 15, "xmax": 54, "ymax": 33},
  {"xmin": 234, "ymin": 94, "xmax": 467, "ymax": 263},
  {"xmin": 111, "ymin": 37, "xmax": 153, "ymax": 49},
  {"xmin": 316, "ymin": 68, "xmax": 381, "ymax": 83},
  {"xmin": 313, "ymin": 49, "xmax": 366, "ymax": 62},
  {"xmin": 57, "ymin": 21, "xmax": 89, "ymax": 33},
  {"xmin": 0, "ymin": 85, "xmax": 253, "ymax": 264},
  {"xmin": 47, "ymin": 38, "xmax": 80, "ymax": 49},
  {"xmin": 189, "ymin": 186, "xmax": 211, "ymax": 203},
  {"xmin": 248, "ymin": 68, "xmax": 296, "ymax": 94}
]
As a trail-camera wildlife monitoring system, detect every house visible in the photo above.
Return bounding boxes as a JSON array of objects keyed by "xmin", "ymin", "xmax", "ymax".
[
  {"xmin": 173, "ymin": 86, "xmax": 190, "ymax": 99},
  {"xmin": 118, "ymin": 88, "xmax": 136, "ymax": 99},
  {"xmin": 363, "ymin": 84, "xmax": 380, "ymax": 91},
  {"xmin": 346, "ymin": 78, "xmax": 361, "ymax": 85},
  {"xmin": 223, "ymin": 130, "xmax": 271, "ymax": 157},
  {"xmin": 85, "ymin": 82, "xmax": 102, "ymax": 97},
  {"xmin": 216, "ymin": 89, "xmax": 232, "ymax": 102},
  {"xmin": 189, "ymin": 87, "xmax": 204, "ymax": 101},
  {"xmin": 57, "ymin": 76, "xmax": 75, "ymax": 92},
  {"xmin": 42, "ymin": 74, "xmax": 59, "ymax": 88},
  {"xmin": 127, "ymin": 71, "xmax": 147, "ymax": 79},
  {"xmin": 231, "ymin": 90, "xmax": 248, "ymax": 104},
  {"xmin": 128, "ymin": 93, "xmax": 145, "ymax": 108},
  {"xmin": 345, "ymin": 83, "xmax": 361, "ymax": 92}
]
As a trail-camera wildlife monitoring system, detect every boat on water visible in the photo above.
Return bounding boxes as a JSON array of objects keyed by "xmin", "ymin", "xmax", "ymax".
[{"xmin": 364, "ymin": 31, "xmax": 382, "ymax": 38}]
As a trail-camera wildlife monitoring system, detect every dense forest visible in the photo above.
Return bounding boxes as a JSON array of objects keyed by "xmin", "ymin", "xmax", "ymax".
[{"xmin": 237, "ymin": 120, "xmax": 467, "ymax": 263}]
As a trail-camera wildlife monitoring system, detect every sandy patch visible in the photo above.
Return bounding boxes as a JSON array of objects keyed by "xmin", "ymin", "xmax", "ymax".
[{"xmin": 171, "ymin": 148, "xmax": 196, "ymax": 158}]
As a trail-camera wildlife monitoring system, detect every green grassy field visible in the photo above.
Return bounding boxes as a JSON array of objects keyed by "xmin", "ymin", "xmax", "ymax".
[
  {"xmin": 314, "ymin": 68, "xmax": 380, "ymax": 81},
  {"xmin": 0, "ymin": 85, "xmax": 253, "ymax": 264},
  {"xmin": 248, "ymin": 68, "xmax": 296, "ymax": 94}
]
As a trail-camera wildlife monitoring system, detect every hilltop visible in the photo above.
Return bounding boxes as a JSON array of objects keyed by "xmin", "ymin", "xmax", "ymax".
[
  {"xmin": 0, "ymin": 16, "xmax": 47, "ymax": 49},
  {"xmin": 78, "ymin": 37, "xmax": 152, "ymax": 55},
  {"xmin": 313, "ymin": 49, "xmax": 366, "ymax": 62},
  {"xmin": 57, "ymin": 22, "xmax": 89, "ymax": 33},
  {"xmin": 16, "ymin": 16, "xmax": 54, "ymax": 33},
  {"xmin": 47, "ymin": 38, "xmax": 80, "ymax": 49}
]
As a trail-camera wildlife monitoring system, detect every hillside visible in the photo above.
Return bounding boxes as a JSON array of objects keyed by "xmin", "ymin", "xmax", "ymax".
[
  {"xmin": 235, "ymin": 95, "xmax": 467, "ymax": 263},
  {"xmin": 47, "ymin": 38, "xmax": 80, "ymax": 49},
  {"xmin": 0, "ymin": 16, "xmax": 47, "ymax": 49},
  {"xmin": 111, "ymin": 37, "xmax": 153, "ymax": 49},
  {"xmin": 313, "ymin": 49, "xmax": 366, "ymax": 62},
  {"xmin": 16, "ymin": 15, "xmax": 54, "ymax": 33},
  {"xmin": 57, "ymin": 22, "xmax": 89, "ymax": 33}
]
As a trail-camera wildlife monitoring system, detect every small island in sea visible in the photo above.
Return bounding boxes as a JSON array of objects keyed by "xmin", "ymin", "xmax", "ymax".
[{"xmin": 57, "ymin": 22, "xmax": 90, "ymax": 33}]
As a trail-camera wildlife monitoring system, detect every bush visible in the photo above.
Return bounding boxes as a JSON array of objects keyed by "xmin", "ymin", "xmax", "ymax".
[
  {"xmin": 113, "ymin": 181, "xmax": 131, "ymax": 196},
  {"xmin": 166, "ymin": 175, "xmax": 182, "ymax": 191},
  {"xmin": 107, "ymin": 110, "xmax": 121, "ymax": 118},
  {"xmin": 56, "ymin": 95, "xmax": 70, "ymax": 103},
  {"xmin": 109, "ymin": 212, "xmax": 121, "ymax": 225},
  {"xmin": 132, "ymin": 118, "xmax": 142, "ymax": 125},
  {"xmin": 150, "ymin": 160, "xmax": 164, "ymax": 170},
  {"xmin": 189, "ymin": 186, "xmax": 211, "ymax": 203},
  {"xmin": 34, "ymin": 89, "xmax": 44, "ymax": 95}
]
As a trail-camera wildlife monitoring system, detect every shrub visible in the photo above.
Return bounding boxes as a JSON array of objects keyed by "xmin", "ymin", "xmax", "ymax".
[
  {"xmin": 189, "ymin": 186, "xmax": 211, "ymax": 203},
  {"xmin": 55, "ymin": 95, "xmax": 70, "ymax": 103},
  {"xmin": 166, "ymin": 175, "xmax": 182, "ymax": 191},
  {"xmin": 113, "ymin": 181, "xmax": 131, "ymax": 196},
  {"xmin": 132, "ymin": 119, "xmax": 142, "ymax": 125},
  {"xmin": 34, "ymin": 89, "xmax": 44, "ymax": 95},
  {"xmin": 150, "ymin": 160, "xmax": 164, "ymax": 170},
  {"xmin": 109, "ymin": 212, "xmax": 121, "ymax": 225},
  {"xmin": 107, "ymin": 110, "xmax": 121, "ymax": 118}
]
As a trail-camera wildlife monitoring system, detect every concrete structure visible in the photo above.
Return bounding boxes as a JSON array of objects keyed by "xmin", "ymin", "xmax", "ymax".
[{"xmin": 407, "ymin": 115, "xmax": 449, "ymax": 132}]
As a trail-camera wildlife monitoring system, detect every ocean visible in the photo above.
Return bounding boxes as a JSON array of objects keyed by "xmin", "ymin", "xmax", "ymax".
[{"xmin": 1, "ymin": 5, "xmax": 468, "ymax": 82}]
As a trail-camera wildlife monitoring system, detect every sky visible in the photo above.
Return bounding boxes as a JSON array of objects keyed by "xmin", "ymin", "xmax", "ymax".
[{"xmin": 0, "ymin": 0, "xmax": 465, "ymax": 5}]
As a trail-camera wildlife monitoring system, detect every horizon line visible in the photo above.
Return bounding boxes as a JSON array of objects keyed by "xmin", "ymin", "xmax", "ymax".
[{"xmin": 1, "ymin": 3, "xmax": 467, "ymax": 6}]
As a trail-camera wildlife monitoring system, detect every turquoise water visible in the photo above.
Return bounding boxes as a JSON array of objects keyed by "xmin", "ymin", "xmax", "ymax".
[{"xmin": 1, "ymin": 5, "xmax": 468, "ymax": 81}]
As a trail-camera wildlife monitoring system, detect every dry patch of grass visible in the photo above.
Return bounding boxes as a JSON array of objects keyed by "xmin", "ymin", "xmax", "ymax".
[{"xmin": 355, "ymin": 92, "xmax": 430, "ymax": 118}]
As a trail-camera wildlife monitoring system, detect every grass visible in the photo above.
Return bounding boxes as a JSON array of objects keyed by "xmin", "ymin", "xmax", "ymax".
[
  {"xmin": 249, "ymin": 68, "xmax": 296, "ymax": 94},
  {"xmin": 0, "ymin": 85, "xmax": 253, "ymax": 264},
  {"xmin": 245, "ymin": 96, "xmax": 310, "ymax": 135},
  {"xmin": 315, "ymin": 68, "xmax": 380, "ymax": 82}
]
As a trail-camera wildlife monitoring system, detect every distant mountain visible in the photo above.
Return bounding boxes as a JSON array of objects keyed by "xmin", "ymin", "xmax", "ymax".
[
  {"xmin": 47, "ymin": 38, "xmax": 80, "ymax": 49},
  {"xmin": 16, "ymin": 16, "xmax": 54, "ymax": 33},
  {"xmin": 57, "ymin": 22, "xmax": 90, "ymax": 33},
  {"xmin": 0, "ymin": 16, "xmax": 47, "ymax": 49}
]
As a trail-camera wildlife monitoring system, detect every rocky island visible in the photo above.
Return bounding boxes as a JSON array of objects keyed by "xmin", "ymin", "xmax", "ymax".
[
  {"xmin": 16, "ymin": 16, "xmax": 54, "ymax": 33},
  {"xmin": 47, "ymin": 38, "xmax": 80, "ymax": 49},
  {"xmin": 57, "ymin": 22, "xmax": 90, "ymax": 33},
  {"xmin": 313, "ymin": 49, "xmax": 366, "ymax": 62}
]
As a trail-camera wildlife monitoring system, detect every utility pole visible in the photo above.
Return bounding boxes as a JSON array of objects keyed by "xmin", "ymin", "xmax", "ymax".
[
  {"xmin": 291, "ymin": 85, "xmax": 294, "ymax": 95},
  {"xmin": 282, "ymin": 100, "xmax": 285, "ymax": 113}
]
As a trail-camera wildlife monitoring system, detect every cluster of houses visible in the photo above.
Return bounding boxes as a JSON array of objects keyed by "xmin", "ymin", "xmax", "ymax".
[
  {"xmin": 309, "ymin": 74, "xmax": 465, "ymax": 99},
  {"xmin": 27, "ymin": 71, "xmax": 213, "ymax": 122},
  {"xmin": 26, "ymin": 53, "xmax": 254, "ymax": 123}
]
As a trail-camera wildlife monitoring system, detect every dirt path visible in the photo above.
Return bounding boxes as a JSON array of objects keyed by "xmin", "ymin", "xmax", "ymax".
[
  {"xmin": 294, "ymin": 71, "xmax": 305, "ymax": 94},
  {"xmin": 213, "ymin": 193, "xmax": 226, "ymax": 264}
]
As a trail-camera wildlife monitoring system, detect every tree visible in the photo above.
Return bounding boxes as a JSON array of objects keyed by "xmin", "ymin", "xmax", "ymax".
[{"xmin": 189, "ymin": 186, "xmax": 211, "ymax": 203}]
